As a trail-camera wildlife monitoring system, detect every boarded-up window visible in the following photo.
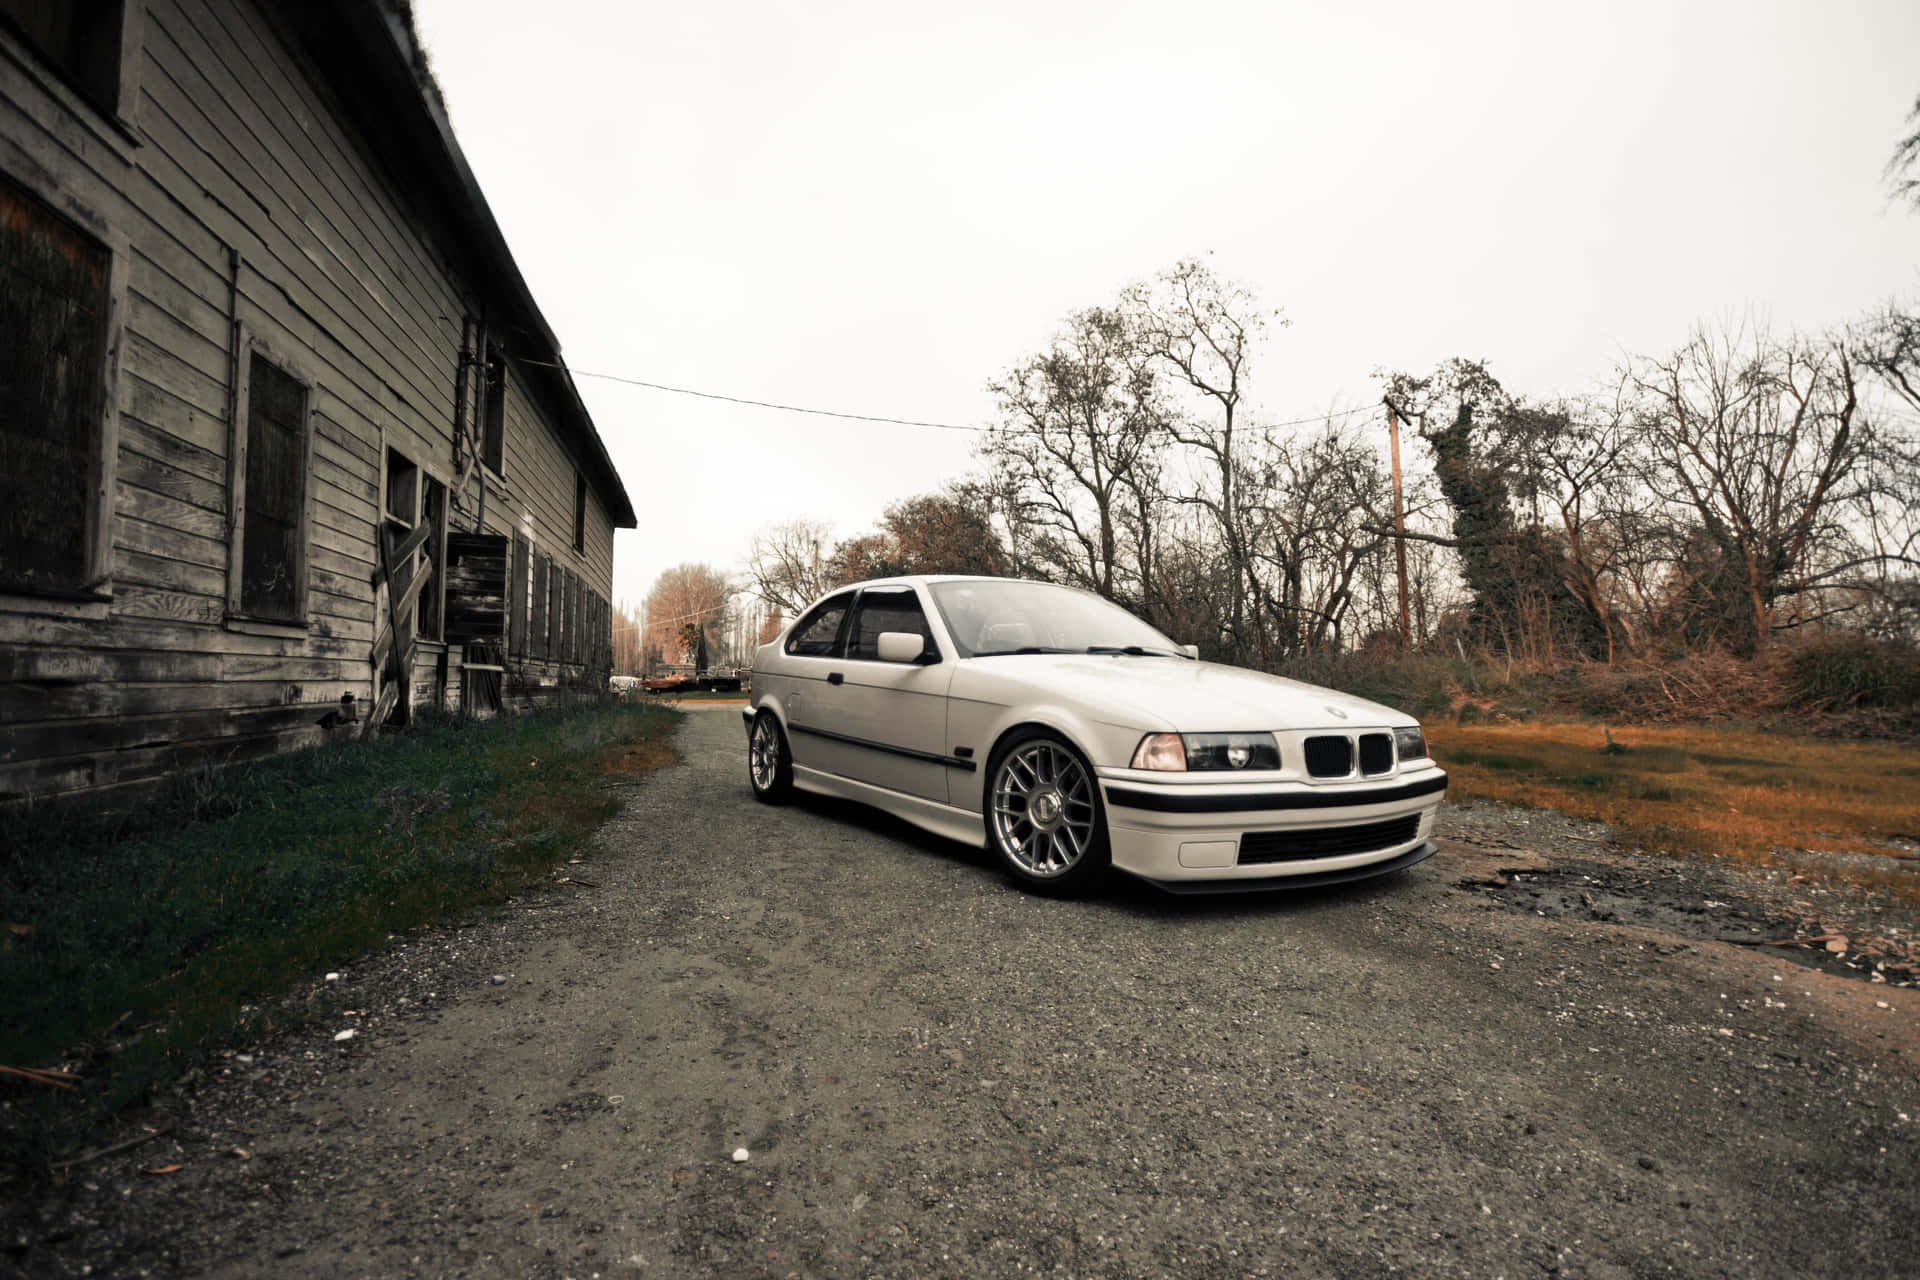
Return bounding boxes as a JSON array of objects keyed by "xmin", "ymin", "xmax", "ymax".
[
  {"xmin": 480, "ymin": 346, "xmax": 504, "ymax": 474},
  {"xmin": 572, "ymin": 471, "xmax": 586, "ymax": 553},
  {"xmin": 239, "ymin": 353, "xmax": 308, "ymax": 622},
  {"xmin": 530, "ymin": 553, "xmax": 548, "ymax": 660},
  {"xmin": 509, "ymin": 533, "xmax": 529, "ymax": 656},
  {"xmin": 0, "ymin": 173, "xmax": 110, "ymax": 596},
  {"xmin": 379, "ymin": 448, "xmax": 445, "ymax": 642},
  {"xmin": 0, "ymin": 0, "xmax": 126, "ymax": 117},
  {"xmin": 444, "ymin": 532, "xmax": 507, "ymax": 650}
]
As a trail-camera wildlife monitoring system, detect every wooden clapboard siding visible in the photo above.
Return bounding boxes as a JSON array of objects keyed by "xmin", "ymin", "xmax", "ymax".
[{"xmin": 0, "ymin": 0, "xmax": 627, "ymax": 804}]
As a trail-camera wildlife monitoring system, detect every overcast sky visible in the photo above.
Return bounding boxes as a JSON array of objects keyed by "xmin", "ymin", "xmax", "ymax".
[{"xmin": 412, "ymin": 0, "xmax": 1919, "ymax": 610}]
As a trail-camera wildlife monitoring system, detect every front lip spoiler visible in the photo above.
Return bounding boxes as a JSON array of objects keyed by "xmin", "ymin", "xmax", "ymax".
[
  {"xmin": 1106, "ymin": 771, "xmax": 1446, "ymax": 814},
  {"xmin": 1127, "ymin": 839, "xmax": 1441, "ymax": 896}
]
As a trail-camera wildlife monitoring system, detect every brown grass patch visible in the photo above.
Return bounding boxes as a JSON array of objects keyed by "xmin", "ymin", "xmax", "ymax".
[
  {"xmin": 600, "ymin": 737, "xmax": 681, "ymax": 777},
  {"xmin": 1431, "ymin": 721, "xmax": 1920, "ymax": 904}
]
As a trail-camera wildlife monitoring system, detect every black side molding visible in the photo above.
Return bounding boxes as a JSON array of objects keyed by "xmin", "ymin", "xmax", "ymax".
[
  {"xmin": 789, "ymin": 722, "xmax": 978, "ymax": 772},
  {"xmin": 1105, "ymin": 771, "xmax": 1447, "ymax": 814}
]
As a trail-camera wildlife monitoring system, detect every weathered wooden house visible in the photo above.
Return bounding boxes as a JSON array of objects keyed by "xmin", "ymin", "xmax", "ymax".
[{"xmin": 0, "ymin": 0, "xmax": 637, "ymax": 804}]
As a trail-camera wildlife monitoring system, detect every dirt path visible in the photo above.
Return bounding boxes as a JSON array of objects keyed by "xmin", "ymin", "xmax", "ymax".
[{"xmin": 8, "ymin": 709, "xmax": 1918, "ymax": 1278}]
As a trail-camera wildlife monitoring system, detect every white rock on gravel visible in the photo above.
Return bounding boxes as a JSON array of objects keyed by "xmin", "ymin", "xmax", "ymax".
[{"xmin": 732, "ymin": 1147, "xmax": 749, "ymax": 1163}]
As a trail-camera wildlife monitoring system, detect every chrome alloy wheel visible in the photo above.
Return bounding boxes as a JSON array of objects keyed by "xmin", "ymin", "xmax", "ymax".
[
  {"xmin": 749, "ymin": 715, "xmax": 781, "ymax": 791},
  {"xmin": 991, "ymin": 740, "xmax": 1098, "ymax": 877}
]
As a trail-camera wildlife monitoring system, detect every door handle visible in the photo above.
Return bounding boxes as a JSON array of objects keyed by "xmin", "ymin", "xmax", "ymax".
[{"xmin": 827, "ymin": 672, "xmax": 844, "ymax": 686}]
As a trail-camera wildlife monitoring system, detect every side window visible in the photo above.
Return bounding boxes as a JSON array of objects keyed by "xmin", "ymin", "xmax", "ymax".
[
  {"xmin": 233, "ymin": 350, "xmax": 312, "ymax": 624},
  {"xmin": 480, "ymin": 345, "xmax": 505, "ymax": 474},
  {"xmin": 785, "ymin": 594, "xmax": 852, "ymax": 657},
  {"xmin": 846, "ymin": 590, "xmax": 934, "ymax": 661},
  {"xmin": 0, "ymin": 173, "xmax": 113, "ymax": 597},
  {"xmin": 0, "ymin": 0, "xmax": 129, "ymax": 118},
  {"xmin": 530, "ymin": 553, "xmax": 549, "ymax": 660},
  {"xmin": 509, "ymin": 533, "xmax": 529, "ymax": 656},
  {"xmin": 572, "ymin": 470, "xmax": 586, "ymax": 553},
  {"xmin": 419, "ymin": 475, "xmax": 446, "ymax": 641}
]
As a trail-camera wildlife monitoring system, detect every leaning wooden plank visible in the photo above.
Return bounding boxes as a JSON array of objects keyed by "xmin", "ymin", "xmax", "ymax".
[
  {"xmin": 381, "ymin": 519, "xmax": 433, "ymax": 580},
  {"xmin": 365, "ymin": 680, "xmax": 400, "ymax": 738},
  {"xmin": 369, "ymin": 556, "xmax": 433, "ymax": 660}
]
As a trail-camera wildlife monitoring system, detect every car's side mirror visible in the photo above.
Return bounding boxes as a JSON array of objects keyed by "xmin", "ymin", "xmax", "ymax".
[
  {"xmin": 1180, "ymin": 643, "xmax": 1200, "ymax": 660},
  {"xmin": 876, "ymin": 631, "xmax": 927, "ymax": 663}
]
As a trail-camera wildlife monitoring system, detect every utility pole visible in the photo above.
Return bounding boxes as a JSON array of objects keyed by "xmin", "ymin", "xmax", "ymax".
[{"xmin": 1382, "ymin": 397, "xmax": 1412, "ymax": 651}]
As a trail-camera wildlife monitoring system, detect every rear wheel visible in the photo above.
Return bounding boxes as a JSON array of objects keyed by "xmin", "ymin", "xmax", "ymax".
[
  {"xmin": 748, "ymin": 711, "xmax": 793, "ymax": 803},
  {"xmin": 985, "ymin": 730, "xmax": 1110, "ymax": 896}
]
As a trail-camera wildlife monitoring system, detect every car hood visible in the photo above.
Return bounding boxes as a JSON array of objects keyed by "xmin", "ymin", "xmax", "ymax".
[{"xmin": 955, "ymin": 654, "xmax": 1413, "ymax": 731}]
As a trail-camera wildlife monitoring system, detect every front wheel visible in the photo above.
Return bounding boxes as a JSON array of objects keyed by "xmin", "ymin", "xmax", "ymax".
[
  {"xmin": 748, "ymin": 711, "xmax": 794, "ymax": 803},
  {"xmin": 984, "ymin": 730, "xmax": 1110, "ymax": 896}
]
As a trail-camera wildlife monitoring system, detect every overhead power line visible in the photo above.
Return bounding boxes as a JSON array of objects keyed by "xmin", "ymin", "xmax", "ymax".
[
  {"xmin": 514, "ymin": 356, "xmax": 1378, "ymax": 435},
  {"xmin": 518, "ymin": 359, "xmax": 978, "ymax": 431}
]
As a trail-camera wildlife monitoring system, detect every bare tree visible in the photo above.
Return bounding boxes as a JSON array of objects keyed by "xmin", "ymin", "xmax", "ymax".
[
  {"xmin": 983, "ymin": 306, "xmax": 1164, "ymax": 603},
  {"xmin": 744, "ymin": 518, "xmax": 834, "ymax": 614},
  {"xmin": 1123, "ymin": 258, "xmax": 1281, "ymax": 662},
  {"xmin": 1498, "ymin": 392, "xmax": 1653, "ymax": 660},
  {"xmin": 643, "ymin": 563, "xmax": 732, "ymax": 668},
  {"xmin": 1887, "ymin": 93, "xmax": 1920, "ymax": 211},
  {"xmin": 1855, "ymin": 303, "xmax": 1920, "ymax": 415},
  {"xmin": 1629, "ymin": 323, "xmax": 1882, "ymax": 652},
  {"xmin": 1239, "ymin": 422, "xmax": 1390, "ymax": 656}
]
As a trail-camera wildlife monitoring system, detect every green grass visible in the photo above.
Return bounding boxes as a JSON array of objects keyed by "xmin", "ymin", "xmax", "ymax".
[{"xmin": 0, "ymin": 700, "xmax": 678, "ymax": 1171}]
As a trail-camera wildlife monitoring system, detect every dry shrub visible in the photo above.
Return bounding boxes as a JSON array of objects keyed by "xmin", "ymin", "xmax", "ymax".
[
  {"xmin": 1786, "ymin": 634, "xmax": 1920, "ymax": 711},
  {"xmin": 1272, "ymin": 639, "xmax": 1918, "ymax": 740},
  {"xmin": 1564, "ymin": 650, "xmax": 1787, "ymax": 724}
]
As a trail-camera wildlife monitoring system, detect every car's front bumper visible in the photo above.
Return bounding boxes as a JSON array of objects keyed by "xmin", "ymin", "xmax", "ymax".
[{"xmin": 1098, "ymin": 768, "xmax": 1446, "ymax": 886}]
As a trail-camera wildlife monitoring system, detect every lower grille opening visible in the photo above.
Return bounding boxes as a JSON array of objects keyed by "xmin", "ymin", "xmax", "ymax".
[{"xmin": 1237, "ymin": 814, "xmax": 1422, "ymax": 865}]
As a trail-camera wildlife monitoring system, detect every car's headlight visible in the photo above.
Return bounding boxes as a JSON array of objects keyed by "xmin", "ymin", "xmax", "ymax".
[
  {"xmin": 1394, "ymin": 726, "xmax": 1428, "ymax": 760},
  {"xmin": 1130, "ymin": 732, "xmax": 1281, "ymax": 772}
]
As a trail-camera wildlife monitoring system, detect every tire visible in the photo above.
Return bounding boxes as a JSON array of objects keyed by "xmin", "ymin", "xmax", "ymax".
[
  {"xmin": 983, "ymin": 729, "xmax": 1111, "ymax": 896},
  {"xmin": 748, "ymin": 711, "xmax": 794, "ymax": 804}
]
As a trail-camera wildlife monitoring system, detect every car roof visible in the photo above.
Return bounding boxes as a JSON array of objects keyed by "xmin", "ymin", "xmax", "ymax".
[{"xmin": 831, "ymin": 574, "xmax": 1024, "ymax": 591}]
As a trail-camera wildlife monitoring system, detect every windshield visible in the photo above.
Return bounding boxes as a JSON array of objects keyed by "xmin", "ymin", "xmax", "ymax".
[{"xmin": 928, "ymin": 580, "xmax": 1185, "ymax": 658}]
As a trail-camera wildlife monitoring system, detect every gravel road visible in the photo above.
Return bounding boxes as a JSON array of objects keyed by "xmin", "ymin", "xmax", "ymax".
[{"xmin": 8, "ymin": 707, "xmax": 1918, "ymax": 1279}]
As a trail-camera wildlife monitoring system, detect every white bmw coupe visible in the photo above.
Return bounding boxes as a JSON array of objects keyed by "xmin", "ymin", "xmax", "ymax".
[{"xmin": 743, "ymin": 576, "xmax": 1445, "ymax": 895}]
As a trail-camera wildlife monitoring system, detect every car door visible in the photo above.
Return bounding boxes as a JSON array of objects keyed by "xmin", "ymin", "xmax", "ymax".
[
  {"xmin": 817, "ymin": 586, "xmax": 956, "ymax": 803},
  {"xmin": 775, "ymin": 591, "xmax": 859, "ymax": 779}
]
